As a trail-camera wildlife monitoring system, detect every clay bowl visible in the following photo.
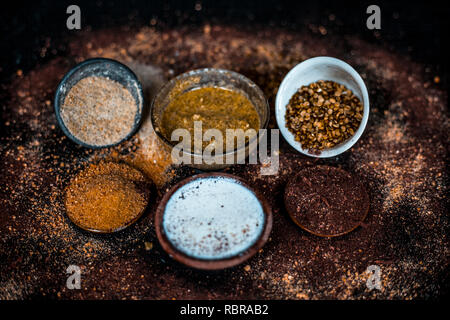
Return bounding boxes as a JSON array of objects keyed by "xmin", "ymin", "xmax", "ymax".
[
  {"xmin": 284, "ymin": 165, "xmax": 369, "ymax": 238},
  {"xmin": 155, "ymin": 172, "xmax": 272, "ymax": 270}
]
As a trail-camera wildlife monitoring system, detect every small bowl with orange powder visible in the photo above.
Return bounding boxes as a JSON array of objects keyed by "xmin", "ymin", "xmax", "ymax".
[{"xmin": 64, "ymin": 161, "xmax": 152, "ymax": 233}]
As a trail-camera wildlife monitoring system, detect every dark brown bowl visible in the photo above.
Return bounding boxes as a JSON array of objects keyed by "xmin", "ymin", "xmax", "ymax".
[
  {"xmin": 284, "ymin": 165, "xmax": 369, "ymax": 238},
  {"xmin": 155, "ymin": 172, "xmax": 272, "ymax": 270}
]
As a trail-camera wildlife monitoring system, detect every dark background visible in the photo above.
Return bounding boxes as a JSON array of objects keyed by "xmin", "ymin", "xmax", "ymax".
[
  {"xmin": 0, "ymin": 0, "xmax": 448, "ymax": 91},
  {"xmin": 0, "ymin": 0, "xmax": 448, "ymax": 303}
]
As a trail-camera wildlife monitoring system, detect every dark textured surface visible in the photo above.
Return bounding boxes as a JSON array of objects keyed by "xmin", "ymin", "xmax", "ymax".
[{"xmin": 0, "ymin": 1, "xmax": 448, "ymax": 300}]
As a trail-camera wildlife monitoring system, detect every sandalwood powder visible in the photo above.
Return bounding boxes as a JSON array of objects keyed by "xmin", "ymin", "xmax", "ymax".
[
  {"xmin": 65, "ymin": 162, "xmax": 151, "ymax": 232},
  {"xmin": 60, "ymin": 76, "xmax": 137, "ymax": 147}
]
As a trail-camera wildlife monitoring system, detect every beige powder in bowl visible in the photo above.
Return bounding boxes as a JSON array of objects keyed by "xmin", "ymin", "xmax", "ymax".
[{"xmin": 60, "ymin": 76, "xmax": 137, "ymax": 147}]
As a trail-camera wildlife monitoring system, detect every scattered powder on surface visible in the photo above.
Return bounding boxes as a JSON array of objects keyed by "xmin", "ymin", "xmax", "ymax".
[
  {"xmin": 125, "ymin": 62, "xmax": 176, "ymax": 188},
  {"xmin": 130, "ymin": 114, "xmax": 175, "ymax": 188}
]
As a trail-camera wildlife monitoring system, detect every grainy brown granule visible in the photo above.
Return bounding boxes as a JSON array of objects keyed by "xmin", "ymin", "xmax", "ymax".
[
  {"xmin": 60, "ymin": 76, "xmax": 137, "ymax": 146},
  {"xmin": 65, "ymin": 161, "xmax": 150, "ymax": 232},
  {"xmin": 285, "ymin": 80, "xmax": 363, "ymax": 152}
]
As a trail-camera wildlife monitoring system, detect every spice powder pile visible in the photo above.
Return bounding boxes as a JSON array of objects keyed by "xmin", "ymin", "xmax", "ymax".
[
  {"xmin": 65, "ymin": 161, "xmax": 151, "ymax": 232},
  {"xmin": 60, "ymin": 76, "xmax": 137, "ymax": 147},
  {"xmin": 285, "ymin": 80, "xmax": 363, "ymax": 152}
]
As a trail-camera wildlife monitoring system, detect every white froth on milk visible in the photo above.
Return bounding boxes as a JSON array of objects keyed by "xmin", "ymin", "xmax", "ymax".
[{"xmin": 163, "ymin": 176, "xmax": 265, "ymax": 260}]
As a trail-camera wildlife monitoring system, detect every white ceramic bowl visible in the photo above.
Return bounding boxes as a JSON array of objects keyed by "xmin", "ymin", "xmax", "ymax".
[{"xmin": 275, "ymin": 56, "xmax": 369, "ymax": 158}]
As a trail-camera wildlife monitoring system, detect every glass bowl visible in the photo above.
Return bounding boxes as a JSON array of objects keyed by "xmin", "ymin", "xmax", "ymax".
[
  {"xmin": 151, "ymin": 68, "xmax": 270, "ymax": 170},
  {"xmin": 54, "ymin": 58, "xmax": 144, "ymax": 149}
]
